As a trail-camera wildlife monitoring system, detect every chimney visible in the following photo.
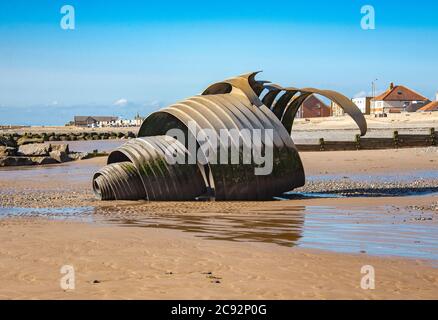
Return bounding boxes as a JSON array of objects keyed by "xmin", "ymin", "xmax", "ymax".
[
  {"xmin": 436, "ymin": 92, "xmax": 438, "ymax": 101},
  {"xmin": 389, "ymin": 82, "xmax": 394, "ymax": 90}
]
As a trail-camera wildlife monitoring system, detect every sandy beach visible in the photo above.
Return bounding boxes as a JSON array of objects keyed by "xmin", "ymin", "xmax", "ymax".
[
  {"xmin": 1, "ymin": 217, "xmax": 437, "ymax": 300},
  {"xmin": 0, "ymin": 146, "xmax": 437, "ymax": 299}
]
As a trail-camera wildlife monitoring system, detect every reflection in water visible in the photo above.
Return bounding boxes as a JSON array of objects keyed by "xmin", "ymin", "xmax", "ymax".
[
  {"xmin": 100, "ymin": 207, "xmax": 306, "ymax": 247},
  {"xmin": 1, "ymin": 203, "xmax": 437, "ymax": 261},
  {"xmin": 47, "ymin": 140, "xmax": 124, "ymax": 153},
  {"xmin": 0, "ymin": 160, "xmax": 99, "ymax": 177},
  {"xmin": 97, "ymin": 205, "xmax": 438, "ymax": 261}
]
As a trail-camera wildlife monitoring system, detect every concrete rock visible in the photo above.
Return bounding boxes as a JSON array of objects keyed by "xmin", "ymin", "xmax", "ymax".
[
  {"xmin": 17, "ymin": 137, "xmax": 44, "ymax": 146},
  {"xmin": 49, "ymin": 150, "xmax": 71, "ymax": 163},
  {"xmin": 0, "ymin": 156, "xmax": 35, "ymax": 167},
  {"xmin": 51, "ymin": 144, "xmax": 70, "ymax": 154},
  {"xmin": 18, "ymin": 143, "xmax": 50, "ymax": 156},
  {"xmin": 59, "ymin": 135, "xmax": 71, "ymax": 141},
  {"xmin": 30, "ymin": 156, "xmax": 59, "ymax": 165},
  {"xmin": 68, "ymin": 152, "xmax": 90, "ymax": 161},
  {"xmin": 0, "ymin": 146, "xmax": 16, "ymax": 157},
  {"xmin": 0, "ymin": 136, "xmax": 16, "ymax": 147}
]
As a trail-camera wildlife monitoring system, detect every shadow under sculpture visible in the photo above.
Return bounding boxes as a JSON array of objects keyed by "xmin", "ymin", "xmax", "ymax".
[{"xmin": 93, "ymin": 72, "xmax": 367, "ymax": 201}]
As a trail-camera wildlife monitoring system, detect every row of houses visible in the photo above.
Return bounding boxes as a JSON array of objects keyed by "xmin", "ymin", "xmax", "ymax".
[
  {"xmin": 331, "ymin": 82, "xmax": 438, "ymax": 117},
  {"xmin": 273, "ymin": 82, "xmax": 437, "ymax": 119},
  {"xmin": 72, "ymin": 114, "xmax": 145, "ymax": 128}
]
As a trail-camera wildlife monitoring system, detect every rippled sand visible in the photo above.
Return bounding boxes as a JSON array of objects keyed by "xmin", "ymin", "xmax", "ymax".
[{"xmin": 0, "ymin": 217, "xmax": 437, "ymax": 299}]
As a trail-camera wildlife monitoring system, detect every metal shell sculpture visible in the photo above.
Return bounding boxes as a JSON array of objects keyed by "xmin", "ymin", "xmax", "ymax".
[{"xmin": 93, "ymin": 72, "xmax": 367, "ymax": 201}]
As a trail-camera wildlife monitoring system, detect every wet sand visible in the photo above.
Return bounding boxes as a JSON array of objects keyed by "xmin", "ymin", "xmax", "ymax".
[
  {"xmin": 1, "ymin": 147, "xmax": 437, "ymax": 208},
  {"xmin": 0, "ymin": 147, "xmax": 438, "ymax": 299},
  {"xmin": 0, "ymin": 218, "xmax": 437, "ymax": 299}
]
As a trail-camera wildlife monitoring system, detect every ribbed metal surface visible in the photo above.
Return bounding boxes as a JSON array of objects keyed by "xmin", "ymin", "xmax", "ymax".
[
  {"xmin": 93, "ymin": 72, "xmax": 367, "ymax": 201},
  {"xmin": 93, "ymin": 161, "xmax": 146, "ymax": 200},
  {"xmin": 94, "ymin": 136, "xmax": 206, "ymax": 201},
  {"xmin": 261, "ymin": 84, "xmax": 367, "ymax": 135},
  {"xmin": 138, "ymin": 90, "xmax": 304, "ymax": 200}
]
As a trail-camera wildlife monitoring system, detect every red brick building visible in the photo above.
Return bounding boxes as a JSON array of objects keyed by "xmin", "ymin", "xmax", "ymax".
[{"xmin": 297, "ymin": 95, "xmax": 331, "ymax": 118}]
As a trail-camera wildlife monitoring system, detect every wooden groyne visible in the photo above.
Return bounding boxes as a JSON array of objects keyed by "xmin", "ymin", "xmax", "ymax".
[{"xmin": 296, "ymin": 128, "xmax": 437, "ymax": 152}]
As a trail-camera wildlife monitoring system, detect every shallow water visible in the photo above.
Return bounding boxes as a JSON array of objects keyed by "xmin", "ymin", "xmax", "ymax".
[
  {"xmin": 1, "ymin": 204, "xmax": 437, "ymax": 261},
  {"xmin": 47, "ymin": 140, "xmax": 124, "ymax": 153},
  {"xmin": 0, "ymin": 160, "xmax": 100, "ymax": 184},
  {"xmin": 307, "ymin": 170, "xmax": 438, "ymax": 183},
  {"xmin": 0, "ymin": 207, "xmax": 95, "ymax": 222}
]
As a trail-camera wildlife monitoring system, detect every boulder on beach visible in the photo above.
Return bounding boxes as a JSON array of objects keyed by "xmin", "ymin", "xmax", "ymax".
[
  {"xmin": 51, "ymin": 144, "xmax": 70, "ymax": 154},
  {"xmin": 59, "ymin": 135, "xmax": 71, "ymax": 141},
  {"xmin": 0, "ymin": 156, "xmax": 34, "ymax": 167},
  {"xmin": 49, "ymin": 150, "xmax": 70, "ymax": 163},
  {"xmin": 0, "ymin": 146, "xmax": 17, "ymax": 157},
  {"xmin": 0, "ymin": 135, "xmax": 16, "ymax": 148},
  {"xmin": 17, "ymin": 137, "xmax": 44, "ymax": 146},
  {"xmin": 68, "ymin": 152, "xmax": 90, "ymax": 161},
  {"xmin": 0, "ymin": 141, "xmax": 89, "ymax": 166},
  {"xmin": 18, "ymin": 143, "xmax": 50, "ymax": 156},
  {"xmin": 30, "ymin": 156, "xmax": 59, "ymax": 165}
]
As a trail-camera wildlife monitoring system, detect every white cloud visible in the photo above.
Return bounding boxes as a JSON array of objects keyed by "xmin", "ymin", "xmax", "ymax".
[
  {"xmin": 145, "ymin": 100, "xmax": 161, "ymax": 108},
  {"xmin": 113, "ymin": 98, "xmax": 129, "ymax": 107},
  {"xmin": 353, "ymin": 91, "xmax": 367, "ymax": 99},
  {"xmin": 353, "ymin": 89, "xmax": 385, "ymax": 99}
]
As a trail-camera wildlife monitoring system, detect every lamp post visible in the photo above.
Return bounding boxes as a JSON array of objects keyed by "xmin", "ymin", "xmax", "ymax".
[
  {"xmin": 371, "ymin": 79, "xmax": 378, "ymax": 98},
  {"xmin": 371, "ymin": 78, "xmax": 378, "ymax": 112}
]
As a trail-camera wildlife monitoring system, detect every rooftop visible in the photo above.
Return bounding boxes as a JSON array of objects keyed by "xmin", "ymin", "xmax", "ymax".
[
  {"xmin": 374, "ymin": 83, "xmax": 428, "ymax": 102},
  {"xmin": 74, "ymin": 116, "xmax": 118, "ymax": 122},
  {"xmin": 417, "ymin": 101, "xmax": 438, "ymax": 112}
]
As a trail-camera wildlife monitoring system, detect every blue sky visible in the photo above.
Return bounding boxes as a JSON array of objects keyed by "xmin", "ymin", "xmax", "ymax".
[{"xmin": 1, "ymin": 0, "xmax": 438, "ymax": 125}]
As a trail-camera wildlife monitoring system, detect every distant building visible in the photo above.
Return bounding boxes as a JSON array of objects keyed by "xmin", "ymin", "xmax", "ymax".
[
  {"xmin": 297, "ymin": 95, "xmax": 331, "ymax": 118},
  {"xmin": 417, "ymin": 101, "xmax": 438, "ymax": 112},
  {"xmin": 417, "ymin": 92, "xmax": 438, "ymax": 112},
  {"xmin": 352, "ymin": 97, "xmax": 372, "ymax": 115},
  {"xmin": 371, "ymin": 83, "xmax": 430, "ymax": 114},
  {"xmin": 133, "ymin": 112, "xmax": 145, "ymax": 126},
  {"xmin": 331, "ymin": 97, "xmax": 372, "ymax": 116},
  {"xmin": 331, "ymin": 101, "xmax": 344, "ymax": 117},
  {"xmin": 74, "ymin": 116, "xmax": 118, "ymax": 127}
]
